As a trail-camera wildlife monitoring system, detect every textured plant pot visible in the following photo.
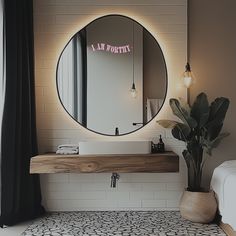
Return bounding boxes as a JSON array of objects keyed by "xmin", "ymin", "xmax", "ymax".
[{"xmin": 179, "ymin": 190, "xmax": 217, "ymax": 223}]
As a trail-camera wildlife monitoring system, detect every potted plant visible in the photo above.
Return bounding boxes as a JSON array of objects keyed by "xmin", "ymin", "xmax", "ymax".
[{"xmin": 157, "ymin": 92, "xmax": 230, "ymax": 223}]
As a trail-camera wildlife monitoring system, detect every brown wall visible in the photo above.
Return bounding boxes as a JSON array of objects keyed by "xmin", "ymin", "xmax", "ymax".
[{"xmin": 189, "ymin": 0, "xmax": 236, "ymax": 187}]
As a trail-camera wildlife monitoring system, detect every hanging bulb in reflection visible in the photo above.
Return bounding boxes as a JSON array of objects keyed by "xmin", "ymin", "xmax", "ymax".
[
  {"xmin": 182, "ymin": 62, "xmax": 194, "ymax": 88},
  {"xmin": 130, "ymin": 82, "xmax": 137, "ymax": 98}
]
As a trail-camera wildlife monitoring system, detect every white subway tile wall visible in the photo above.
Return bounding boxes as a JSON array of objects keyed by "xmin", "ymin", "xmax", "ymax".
[{"xmin": 34, "ymin": 0, "xmax": 187, "ymax": 211}]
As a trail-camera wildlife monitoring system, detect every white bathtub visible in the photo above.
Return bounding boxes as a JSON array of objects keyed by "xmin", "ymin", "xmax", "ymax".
[{"xmin": 211, "ymin": 160, "xmax": 236, "ymax": 230}]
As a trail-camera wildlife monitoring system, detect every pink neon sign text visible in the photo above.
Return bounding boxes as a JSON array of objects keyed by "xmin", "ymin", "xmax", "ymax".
[{"xmin": 91, "ymin": 43, "xmax": 131, "ymax": 54}]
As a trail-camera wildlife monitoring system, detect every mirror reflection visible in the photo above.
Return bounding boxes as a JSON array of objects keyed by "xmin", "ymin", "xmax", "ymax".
[{"xmin": 57, "ymin": 15, "xmax": 167, "ymax": 136}]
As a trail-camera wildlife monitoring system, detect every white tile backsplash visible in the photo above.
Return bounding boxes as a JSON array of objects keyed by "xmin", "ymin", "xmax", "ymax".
[
  {"xmin": 107, "ymin": 191, "xmax": 130, "ymax": 201},
  {"xmin": 141, "ymin": 200, "xmax": 166, "ymax": 208},
  {"xmin": 154, "ymin": 191, "xmax": 182, "ymax": 200},
  {"xmin": 46, "ymin": 191, "xmax": 107, "ymax": 200},
  {"xmin": 117, "ymin": 183, "xmax": 143, "ymax": 192},
  {"xmin": 35, "ymin": 0, "xmax": 187, "ymax": 211},
  {"xmin": 117, "ymin": 200, "xmax": 142, "ymax": 208},
  {"xmin": 166, "ymin": 200, "xmax": 181, "ymax": 208},
  {"xmin": 130, "ymin": 191, "xmax": 155, "ymax": 200}
]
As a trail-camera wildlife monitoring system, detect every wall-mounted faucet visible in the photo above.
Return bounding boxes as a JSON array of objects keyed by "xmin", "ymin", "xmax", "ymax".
[
  {"xmin": 132, "ymin": 122, "xmax": 144, "ymax": 126},
  {"xmin": 111, "ymin": 173, "xmax": 120, "ymax": 188},
  {"xmin": 115, "ymin": 127, "xmax": 119, "ymax": 135}
]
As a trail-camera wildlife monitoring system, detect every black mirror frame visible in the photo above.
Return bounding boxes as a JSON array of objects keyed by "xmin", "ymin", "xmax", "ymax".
[{"xmin": 56, "ymin": 14, "xmax": 168, "ymax": 136}]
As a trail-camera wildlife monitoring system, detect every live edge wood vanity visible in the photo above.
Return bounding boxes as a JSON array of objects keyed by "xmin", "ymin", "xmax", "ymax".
[{"xmin": 30, "ymin": 151, "xmax": 179, "ymax": 174}]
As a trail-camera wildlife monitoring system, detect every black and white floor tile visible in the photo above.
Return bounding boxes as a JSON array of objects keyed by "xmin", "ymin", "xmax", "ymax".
[{"xmin": 22, "ymin": 211, "xmax": 226, "ymax": 236}]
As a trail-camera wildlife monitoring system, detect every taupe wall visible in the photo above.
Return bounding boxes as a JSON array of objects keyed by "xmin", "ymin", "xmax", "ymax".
[{"xmin": 189, "ymin": 0, "xmax": 236, "ymax": 187}]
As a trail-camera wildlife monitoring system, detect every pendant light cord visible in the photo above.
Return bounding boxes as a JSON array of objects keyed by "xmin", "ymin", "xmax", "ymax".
[
  {"xmin": 132, "ymin": 21, "xmax": 135, "ymax": 85},
  {"xmin": 187, "ymin": 0, "xmax": 190, "ymax": 105},
  {"xmin": 187, "ymin": 0, "xmax": 190, "ymax": 64}
]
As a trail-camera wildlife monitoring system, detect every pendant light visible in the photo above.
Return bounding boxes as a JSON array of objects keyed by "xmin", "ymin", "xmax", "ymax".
[
  {"xmin": 130, "ymin": 82, "xmax": 137, "ymax": 98},
  {"xmin": 130, "ymin": 22, "xmax": 137, "ymax": 98},
  {"xmin": 183, "ymin": 62, "xmax": 194, "ymax": 88}
]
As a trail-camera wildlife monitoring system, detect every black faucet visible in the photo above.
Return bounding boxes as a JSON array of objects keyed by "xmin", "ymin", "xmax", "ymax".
[
  {"xmin": 115, "ymin": 127, "xmax": 119, "ymax": 135},
  {"xmin": 111, "ymin": 173, "xmax": 120, "ymax": 188},
  {"xmin": 133, "ymin": 122, "xmax": 144, "ymax": 126}
]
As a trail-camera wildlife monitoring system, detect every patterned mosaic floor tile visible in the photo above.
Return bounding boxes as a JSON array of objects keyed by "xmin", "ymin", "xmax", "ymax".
[{"xmin": 22, "ymin": 211, "xmax": 226, "ymax": 236}]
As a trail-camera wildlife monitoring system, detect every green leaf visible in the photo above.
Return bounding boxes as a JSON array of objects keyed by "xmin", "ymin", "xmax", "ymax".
[
  {"xmin": 182, "ymin": 150, "xmax": 191, "ymax": 168},
  {"xmin": 211, "ymin": 132, "xmax": 230, "ymax": 148},
  {"xmin": 178, "ymin": 97, "xmax": 191, "ymax": 115},
  {"xmin": 170, "ymin": 99, "xmax": 197, "ymax": 129},
  {"xmin": 157, "ymin": 120, "xmax": 190, "ymax": 142},
  {"xmin": 191, "ymin": 92, "xmax": 209, "ymax": 128},
  {"xmin": 186, "ymin": 139, "xmax": 203, "ymax": 166},
  {"xmin": 206, "ymin": 97, "xmax": 230, "ymax": 140},
  {"xmin": 157, "ymin": 120, "xmax": 180, "ymax": 129},
  {"xmin": 171, "ymin": 123, "xmax": 191, "ymax": 141},
  {"xmin": 205, "ymin": 132, "xmax": 230, "ymax": 155},
  {"xmin": 206, "ymin": 123, "xmax": 223, "ymax": 141},
  {"xmin": 209, "ymin": 97, "xmax": 230, "ymax": 122}
]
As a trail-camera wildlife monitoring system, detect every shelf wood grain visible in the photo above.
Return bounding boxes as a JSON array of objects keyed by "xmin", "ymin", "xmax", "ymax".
[
  {"xmin": 30, "ymin": 152, "xmax": 179, "ymax": 174},
  {"xmin": 220, "ymin": 222, "xmax": 236, "ymax": 236}
]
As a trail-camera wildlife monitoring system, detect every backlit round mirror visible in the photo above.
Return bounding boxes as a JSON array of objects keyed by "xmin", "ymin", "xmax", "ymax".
[{"xmin": 57, "ymin": 15, "xmax": 167, "ymax": 136}]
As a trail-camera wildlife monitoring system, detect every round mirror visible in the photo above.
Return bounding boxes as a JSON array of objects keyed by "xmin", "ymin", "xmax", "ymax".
[{"xmin": 57, "ymin": 15, "xmax": 167, "ymax": 136}]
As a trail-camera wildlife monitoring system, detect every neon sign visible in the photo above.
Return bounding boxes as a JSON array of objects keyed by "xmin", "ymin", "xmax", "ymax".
[{"xmin": 91, "ymin": 43, "xmax": 131, "ymax": 54}]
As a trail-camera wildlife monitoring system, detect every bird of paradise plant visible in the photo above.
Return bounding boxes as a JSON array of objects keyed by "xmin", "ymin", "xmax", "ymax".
[{"xmin": 157, "ymin": 92, "xmax": 230, "ymax": 192}]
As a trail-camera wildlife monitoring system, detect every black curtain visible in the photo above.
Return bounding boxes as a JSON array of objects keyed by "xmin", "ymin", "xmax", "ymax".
[{"xmin": 0, "ymin": 0, "xmax": 45, "ymax": 226}]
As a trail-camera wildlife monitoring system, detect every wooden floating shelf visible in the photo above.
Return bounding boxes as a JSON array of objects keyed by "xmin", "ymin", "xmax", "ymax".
[{"xmin": 30, "ymin": 152, "xmax": 179, "ymax": 174}]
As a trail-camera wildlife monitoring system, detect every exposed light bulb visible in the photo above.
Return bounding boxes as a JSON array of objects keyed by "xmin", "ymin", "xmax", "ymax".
[
  {"xmin": 183, "ymin": 74, "xmax": 193, "ymax": 88},
  {"xmin": 182, "ymin": 63, "xmax": 194, "ymax": 88},
  {"xmin": 130, "ymin": 82, "xmax": 137, "ymax": 98}
]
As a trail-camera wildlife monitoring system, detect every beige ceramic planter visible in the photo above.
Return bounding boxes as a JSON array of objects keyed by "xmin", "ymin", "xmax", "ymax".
[{"xmin": 179, "ymin": 190, "xmax": 217, "ymax": 223}]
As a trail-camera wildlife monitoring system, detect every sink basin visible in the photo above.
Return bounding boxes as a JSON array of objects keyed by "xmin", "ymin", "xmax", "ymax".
[{"xmin": 79, "ymin": 141, "xmax": 151, "ymax": 155}]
